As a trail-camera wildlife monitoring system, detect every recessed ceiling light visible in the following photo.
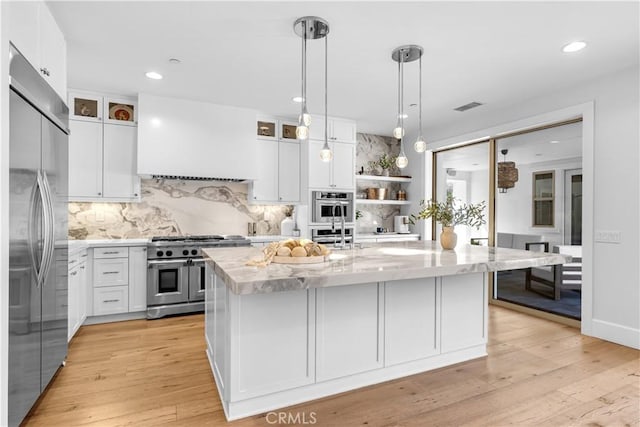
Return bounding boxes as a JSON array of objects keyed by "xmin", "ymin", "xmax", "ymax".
[
  {"xmin": 549, "ymin": 140, "xmax": 560, "ymax": 144},
  {"xmin": 472, "ymin": 163, "xmax": 479, "ymax": 166},
  {"xmin": 292, "ymin": 96, "xmax": 304, "ymax": 103},
  {"xmin": 562, "ymin": 41, "xmax": 586, "ymax": 53},
  {"xmin": 145, "ymin": 71, "xmax": 163, "ymax": 80},
  {"xmin": 535, "ymin": 153, "xmax": 543, "ymax": 157}
]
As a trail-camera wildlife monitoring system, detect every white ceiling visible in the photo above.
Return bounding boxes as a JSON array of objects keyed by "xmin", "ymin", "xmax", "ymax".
[{"xmin": 48, "ymin": 1, "xmax": 639, "ymax": 136}]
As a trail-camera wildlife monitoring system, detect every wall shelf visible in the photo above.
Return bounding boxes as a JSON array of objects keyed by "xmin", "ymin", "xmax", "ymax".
[
  {"xmin": 356, "ymin": 199, "xmax": 412, "ymax": 206},
  {"xmin": 355, "ymin": 174, "xmax": 412, "ymax": 183}
]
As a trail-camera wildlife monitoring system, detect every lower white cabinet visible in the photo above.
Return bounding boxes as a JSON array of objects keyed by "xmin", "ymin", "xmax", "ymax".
[
  {"xmin": 441, "ymin": 273, "xmax": 487, "ymax": 352},
  {"xmin": 68, "ymin": 249, "xmax": 88, "ymax": 341},
  {"xmin": 93, "ymin": 257, "xmax": 129, "ymax": 287},
  {"xmin": 93, "ymin": 286, "xmax": 129, "ymax": 316},
  {"xmin": 316, "ymin": 283, "xmax": 384, "ymax": 382},
  {"xmin": 128, "ymin": 247, "xmax": 147, "ymax": 312}
]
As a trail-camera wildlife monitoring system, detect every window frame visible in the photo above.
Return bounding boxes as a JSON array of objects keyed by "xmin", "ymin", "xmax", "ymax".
[{"xmin": 532, "ymin": 170, "xmax": 555, "ymax": 227}]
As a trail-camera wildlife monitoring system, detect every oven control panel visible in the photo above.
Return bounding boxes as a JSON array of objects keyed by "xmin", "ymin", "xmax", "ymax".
[{"xmin": 149, "ymin": 247, "xmax": 200, "ymax": 259}]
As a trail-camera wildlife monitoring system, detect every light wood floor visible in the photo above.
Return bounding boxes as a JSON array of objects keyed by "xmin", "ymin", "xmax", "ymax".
[{"xmin": 23, "ymin": 307, "xmax": 640, "ymax": 426}]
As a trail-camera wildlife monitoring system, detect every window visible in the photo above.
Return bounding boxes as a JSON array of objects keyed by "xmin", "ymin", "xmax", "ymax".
[{"xmin": 532, "ymin": 171, "xmax": 554, "ymax": 227}]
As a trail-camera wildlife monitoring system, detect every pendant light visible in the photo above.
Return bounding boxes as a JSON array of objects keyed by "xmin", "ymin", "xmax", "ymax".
[
  {"xmin": 391, "ymin": 45, "xmax": 423, "ymax": 169},
  {"xmin": 497, "ymin": 149, "xmax": 519, "ymax": 193},
  {"xmin": 319, "ymin": 30, "xmax": 332, "ymax": 162},
  {"xmin": 413, "ymin": 51, "xmax": 426, "ymax": 153},
  {"xmin": 294, "ymin": 17, "xmax": 330, "ymax": 156}
]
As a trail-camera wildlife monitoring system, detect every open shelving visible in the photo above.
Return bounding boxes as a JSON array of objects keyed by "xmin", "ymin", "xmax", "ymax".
[{"xmin": 355, "ymin": 174, "xmax": 412, "ymax": 183}]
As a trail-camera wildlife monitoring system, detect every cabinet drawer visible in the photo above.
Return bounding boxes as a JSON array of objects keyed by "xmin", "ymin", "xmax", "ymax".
[
  {"xmin": 94, "ymin": 247, "xmax": 129, "ymax": 259},
  {"xmin": 93, "ymin": 286, "xmax": 129, "ymax": 315},
  {"xmin": 93, "ymin": 258, "xmax": 129, "ymax": 287}
]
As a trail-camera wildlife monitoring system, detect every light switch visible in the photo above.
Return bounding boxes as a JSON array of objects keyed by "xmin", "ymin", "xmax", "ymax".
[{"xmin": 595, "ymin": 230, "xmax": 622, "ymax": 243}]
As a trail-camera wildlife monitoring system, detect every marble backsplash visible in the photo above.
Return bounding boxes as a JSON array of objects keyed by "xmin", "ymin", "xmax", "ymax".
[
  {"xmin": 69, "ymin": 179, "xmax": 292, "ymax": 240},
  {"xmin": 69, "ymin": 132, "xmax": 408, "ymax": 239},
  {"xmin": 355, "ymin": 133, "xmax": 405, "ymax": 233}
]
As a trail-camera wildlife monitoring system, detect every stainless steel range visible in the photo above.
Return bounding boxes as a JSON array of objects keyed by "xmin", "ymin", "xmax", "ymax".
[{"xmin": 146, "ymin": 235, "xmax": 250, "ymax": 319}]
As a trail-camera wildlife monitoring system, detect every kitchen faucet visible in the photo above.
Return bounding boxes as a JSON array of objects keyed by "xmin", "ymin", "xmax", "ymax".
[{"xmin": 332, "ymin": 201, "xmax": 350, "ymax": 249}]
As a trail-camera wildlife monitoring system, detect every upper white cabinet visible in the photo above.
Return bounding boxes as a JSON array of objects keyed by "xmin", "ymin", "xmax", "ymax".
[
  {"xmin": 250, "ymin": 117, "xmax": 300, "ymax": 203},
  {"xmin": 307, "ymin": 140, "xmax": 355, "ymax": 190},
  {"xmin": 68, "ymin": 91, "xmax": 140, "ymax": 201},
  {"xmin": 137, "ymin": 93, "xmax": 257, "ymax": 180},
  {"xmin": 308, "ymin": 116, "xmax": 356, "ymax": 143},
  {"xmin": 7, "ymin": 1, "xmax": 67, "ymax": 100}
]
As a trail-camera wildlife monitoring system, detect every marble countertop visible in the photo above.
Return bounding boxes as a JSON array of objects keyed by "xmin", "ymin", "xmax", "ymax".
[
  {"xmin": 69, "ymin": 238, "xmax": 150, "ymax": 247},
  {"xmin": 203, "ymin": 241, "xmax": 570, "ymax": 295},
  {"xmin": 247, "ymin": 235, "xmax": 288, "ymax": 243},
  {"xmin": 356, "ymin": 233, "xmax": 420, "ymax": 240}
]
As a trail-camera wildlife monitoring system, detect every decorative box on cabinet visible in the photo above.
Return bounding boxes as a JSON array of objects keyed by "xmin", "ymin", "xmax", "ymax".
[
  {"xmin": 68, "ymin": 91, "xmax": 140, "ymax": 201},
  {"xmin": 7, "ymin": 1, "xmax": 67, "ymax": 99}
]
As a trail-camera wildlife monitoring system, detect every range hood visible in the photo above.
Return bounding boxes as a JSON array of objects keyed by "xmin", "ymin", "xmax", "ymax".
[{"xmin": 137, "ymin": 93, "xmax": 258, "ymax": 182}]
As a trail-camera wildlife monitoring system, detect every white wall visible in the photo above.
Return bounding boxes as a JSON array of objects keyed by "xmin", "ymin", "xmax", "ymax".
[
  {"xmin": 1, "ymin": 2, "xmax": 10, "ymax": 424},
  {"xmin": 426, "ymin": 65, "xmax": 639, "ymax": 349}
]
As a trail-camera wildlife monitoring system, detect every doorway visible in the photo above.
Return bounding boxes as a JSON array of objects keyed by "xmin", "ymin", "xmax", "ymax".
[{"xmin": 432, "ymin": 119, "xmax": 583, "ymax": 321}]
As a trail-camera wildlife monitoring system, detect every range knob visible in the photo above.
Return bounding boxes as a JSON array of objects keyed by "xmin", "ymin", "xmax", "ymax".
[
  {"xmin": 182, "ymin": 250, "xmax": 189, "ymax": 256},
  {"xmin": 166, "ymin": 250, "xmax": 173, "ymax": 257},
  {"xmin": 191, "ymin": 249, "xmax": 198, "ymax": 255},
  {"xmin": 156, "ymin": 251, "xmax": 164, "ymax": 257}
]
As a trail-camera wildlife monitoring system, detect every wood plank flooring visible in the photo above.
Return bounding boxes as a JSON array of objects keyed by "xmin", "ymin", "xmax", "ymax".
[{"xmin": 23, "ymin": 307, "xmax": 640, "ymax": 426}]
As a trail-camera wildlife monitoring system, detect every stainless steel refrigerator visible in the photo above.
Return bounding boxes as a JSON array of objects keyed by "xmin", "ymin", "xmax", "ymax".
[{"xmin": 8, "ymin": 44, "xmax": 69, "ymax": 427}]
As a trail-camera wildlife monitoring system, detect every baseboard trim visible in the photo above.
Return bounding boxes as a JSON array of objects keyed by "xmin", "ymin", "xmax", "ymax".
[
  {"xmin": 83, "ymin": 311, "xmax": 146, "ymax": 325},
  {"xmin": 591, "ymin": 318, "xmax": 640, "ymax": 349}
]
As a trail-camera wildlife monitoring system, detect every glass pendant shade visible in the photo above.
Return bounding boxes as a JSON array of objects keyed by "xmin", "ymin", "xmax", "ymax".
[
  {"xmin": 320, "ymin": 142, "xmax": 333, "ymax": 162},
  {"xmin": 393, "ymin": 122, "xmax": 405, "ymax": 139},
  {"xmin": 396, "ymin": 152, "xmax": 408, "ymax": 169},
  {"xmin": 300, "ymin": 105, "xmax": 311, "ymax": 126},
  {"xmin": 414, "ymin": 136, "xmax": 427, "ymax": 153},
  {"xmin": 296, "ymin": 124, "xmax": 309, "ymax": 140}
]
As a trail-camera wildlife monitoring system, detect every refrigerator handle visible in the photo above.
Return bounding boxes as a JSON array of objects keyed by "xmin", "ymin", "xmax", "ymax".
[
  {"xmin": 27, "ymin": 177, "xmax": 41, "ymax": 282},
  {"xmin": 36, "ymin": 170, "xmax": 51, "ymax": 288},
  {"xmin": 40, "ymin": 170, "xmax": 55, "ymax": 287}
]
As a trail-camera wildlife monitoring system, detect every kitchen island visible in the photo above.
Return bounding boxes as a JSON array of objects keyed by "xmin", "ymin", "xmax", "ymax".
[{"xmin": 203, "ymin": 241, "xmax": 568, "ymax": 421}]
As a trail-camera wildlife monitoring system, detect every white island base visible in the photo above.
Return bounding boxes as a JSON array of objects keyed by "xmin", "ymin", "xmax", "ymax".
[{"xmin": 205, "ymin": 269, "xmax": 488, "ymax": 421}]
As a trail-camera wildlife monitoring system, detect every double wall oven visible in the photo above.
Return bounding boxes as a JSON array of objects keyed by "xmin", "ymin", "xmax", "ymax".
[{"xmin": 147, "ymin": 235, "xmax": 250, "ymax": 319}]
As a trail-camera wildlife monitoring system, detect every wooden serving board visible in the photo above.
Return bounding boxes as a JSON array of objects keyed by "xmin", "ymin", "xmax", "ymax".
[{"xmin": 272, "ymin": 255, "xmax": 327, "ymax": 264}]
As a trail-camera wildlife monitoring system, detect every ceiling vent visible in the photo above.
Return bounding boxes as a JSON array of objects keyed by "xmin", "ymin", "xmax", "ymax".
[{"xmin": 454, "ymin": 101, "xmax": 483, "ymax": 112}]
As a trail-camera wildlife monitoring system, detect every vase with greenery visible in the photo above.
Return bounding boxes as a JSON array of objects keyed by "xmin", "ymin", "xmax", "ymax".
[
  {"xmin": 370, "ymin": 154, "xmax": 396, "ymax": 176},
  {"xmin": 410, "ymin": 194, "xmax": 486, "ymax": 249}
]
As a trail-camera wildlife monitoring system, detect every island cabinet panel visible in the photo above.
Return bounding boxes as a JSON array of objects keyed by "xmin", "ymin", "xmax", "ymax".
[
  {"xmin": 228, "ymin": 289, "xmax": 316, "ymax": 401},
  {"xmin": 440, "ymin": 273, "xmax": 487, "ymax": 353},
  {"xmin": 316, "ymin": 283, "xmax": 384, "ymax": 382},
  {"xmin": 384, "ymin": 278, "xmax": 439, "ymax": 366}
]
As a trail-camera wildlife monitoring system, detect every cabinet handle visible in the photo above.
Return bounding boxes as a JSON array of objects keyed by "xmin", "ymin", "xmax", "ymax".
[
  {"xmin": 102, "ymin": 251, "xmax": 119, "ymax": 254},
  {"xmin": 98, "ymin": 192, "xmax": 102, "ymax": 196},
  {"xmin": 103, "ymin": 299, "xmax": 120, "ymax": 303},
  {"xmin": 97, "ymin": 117, "xmax": 102, "ymax": 121},
  {"xmin": 142, "ymin": 248, "xmax": 146, "ymax": 252},
  {"xmin": 102, "ymin": 271, "xmax": 120, "ymax": 275},
  {"xmin": 40, "ymin": 67, "xmax": 50, "ymax": 76},
  {"xmin": 69, "ymin": 259, "xmax": 77, "ymax": 264},
  {"xmin": 81, "ymin": 254, "xmax": 87, "ymax": 258},
  {"xmin": 61, "ymin": 304, "xmax": 68, "ymax": 308},
  {"xmin": 134, "ymin": 193, "xmax": 138, "ymax": 197},
  {"xmin": 70, "ymin": 271, "xmax": 78, "ymax": 276},
  {"xmin": 80, "ymin": 266, "xmax": 85, "ymax": 270}
]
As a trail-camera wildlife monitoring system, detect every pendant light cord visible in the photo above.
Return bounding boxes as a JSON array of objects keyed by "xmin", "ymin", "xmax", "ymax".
[
  {"xmin": 399, "ymin": 52, "xmax": 405, "ymax": 154},
  {"xmin": 419, "ymin": 54, "xmax": 422, "ymax": 136},
  {"xmin": 302, "ymin": 21, "xmax": 307, "ymax": 119},
  {"xmin": 324, "ymin": 31, "xmax": 328, "ymax": 145}
]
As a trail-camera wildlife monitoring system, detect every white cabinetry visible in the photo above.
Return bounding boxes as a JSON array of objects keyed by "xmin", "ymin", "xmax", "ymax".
[
  {"xmin": 7, "ymin": 1, "xmax": 67, "ymax": 99},
  {"xmin": 86, "ymin": 245, "xmax": 148, "ymax": 319},
  {"xmin": 308, "ymin": 116, "xmax": 356, "ymax": 143},
  {"xmin": 316, "ymin": 283, "xmax": 383, "ymax": 381},
  {"xmin": 128, "ymin": 247, "xmax": 147, "ymax": 312},
  {"xmin": 250, "ymin": 117, "xmax": 300, "ymax": 203},
  {"xmin": 68, "ymin": 249, "xmax": 88, "ymax": 341},
  {"xmin": 68, "ymin": 91, "xmax": 140, "ymax": 201},
  {"xmin": 307, "ymin": 140, "xmax": 355, "ymax": 190},
  {"xmin": 92, "ymin": 247, "xmax": 129, "ymax": 315}
]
